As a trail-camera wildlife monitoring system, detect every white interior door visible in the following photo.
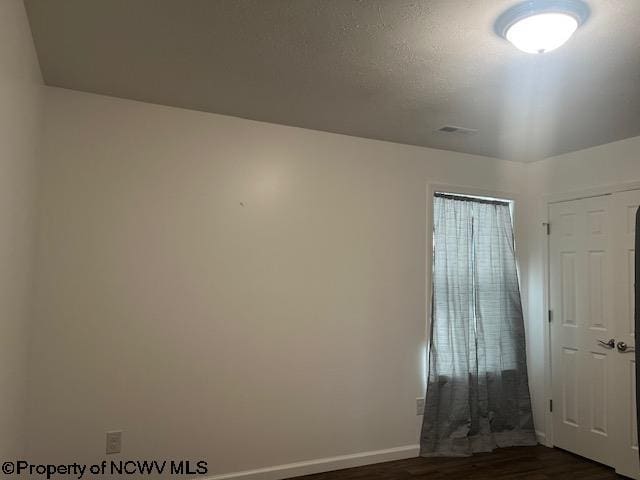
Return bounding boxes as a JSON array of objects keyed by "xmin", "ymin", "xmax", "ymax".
[
  {"xmin": 550, "ymin": 192, "xmax": 640, "ymax": 478},
  {"xmin": 612, "ymin": 190, "xmax": 640, "ymax": 479},
  {"xmin": 550, "ymin": 195, "xmax": 616, "ymax": 467}
]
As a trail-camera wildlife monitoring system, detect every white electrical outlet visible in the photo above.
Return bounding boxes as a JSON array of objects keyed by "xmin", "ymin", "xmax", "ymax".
[
  {"xmin": 106, "ymin": 431, "xmax": 122, "ymax": 455},
  {"xmin": 416, "ymin": 397, "xmax": 425, "ymax": 415}
]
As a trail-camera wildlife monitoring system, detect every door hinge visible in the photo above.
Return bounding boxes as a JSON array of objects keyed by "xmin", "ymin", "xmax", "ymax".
[
  {"xmin": 549, "ymin": 399, "xmax": 553, "ymax": 412},
  {"xmin": 548, "ymin": 310, "xmax": 553, "ymax": 323},
  {"xmin": 543, "ymin": 222, "xmax": 550, "ymax": 235}
]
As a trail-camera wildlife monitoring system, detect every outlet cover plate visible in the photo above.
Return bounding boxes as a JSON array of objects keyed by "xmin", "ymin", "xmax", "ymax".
[{"xmin": 106, "ymin": 431, "xmax": 122, "ymax": 455}]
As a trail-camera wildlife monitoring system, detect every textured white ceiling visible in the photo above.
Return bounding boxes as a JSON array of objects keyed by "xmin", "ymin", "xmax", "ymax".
[{"xmin": 24, "ymin": 0, "xmax": 640, "ymax": 161}]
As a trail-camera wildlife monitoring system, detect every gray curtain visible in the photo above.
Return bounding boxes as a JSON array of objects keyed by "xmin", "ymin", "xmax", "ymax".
[{"xmin": 420, "ymin": 195, "xmax": 536, "ymax": 457}]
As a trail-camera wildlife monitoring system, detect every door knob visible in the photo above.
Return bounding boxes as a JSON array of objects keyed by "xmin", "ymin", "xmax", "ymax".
[
  {"xmin": 597, "ymin": 339, "xmax": 616, "ymax": 349},
  {"xmin": 616, "ymin": 341, "xmax": 636, "ymax": 353}
]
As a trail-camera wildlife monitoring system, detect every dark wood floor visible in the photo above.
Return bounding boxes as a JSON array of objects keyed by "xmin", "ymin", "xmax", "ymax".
[{"xmin": 292, "ymin": 446, "xmax": 624, "ymax": 479}]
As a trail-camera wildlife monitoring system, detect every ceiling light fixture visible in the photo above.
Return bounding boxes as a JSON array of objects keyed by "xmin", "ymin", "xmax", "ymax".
[{"xmin": 495, "ymin": 0, "xmax": 589, "ymax": 54}]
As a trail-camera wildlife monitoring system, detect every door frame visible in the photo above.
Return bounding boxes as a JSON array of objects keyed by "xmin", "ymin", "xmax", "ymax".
[{"xmin": 543, "ymin": 180, "xmax": 640, "ymax": 448}]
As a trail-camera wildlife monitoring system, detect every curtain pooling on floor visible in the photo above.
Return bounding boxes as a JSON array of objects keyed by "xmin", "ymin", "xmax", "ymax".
[{"xmin": 420, "ymin": 195, "xmax": 536, "ymax": 456}]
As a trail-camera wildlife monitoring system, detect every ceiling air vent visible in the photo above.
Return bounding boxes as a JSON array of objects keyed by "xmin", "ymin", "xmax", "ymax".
[{"xmin": 437, "ymin": 125, "xmax": 478, "ymax": 135}]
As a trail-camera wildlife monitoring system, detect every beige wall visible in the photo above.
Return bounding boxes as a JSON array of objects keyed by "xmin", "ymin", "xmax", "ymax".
[
  {"xmin": 30, "ymin": 65, "xmax": 640, "ymax": 475},
  {"xmin": 28, "ymin": 88, "xmax": 529, "ymax": 475},
  {"xmin": 527, "ymin": 136, "xmax": 640, "ymax": 195},
  {"xmin": 522, "ymin": 135, "xmax": 640, "ymax": 443},
  {"xmin": 0, "ymin": 0, "xmax": 43, "ymax": 459}
]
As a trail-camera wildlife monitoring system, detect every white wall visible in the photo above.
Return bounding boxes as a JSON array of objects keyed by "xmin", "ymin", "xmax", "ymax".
[
  {"xmin": 0, "ymin": 0, "xmax": 43, "ymax": 460},
  {"xmin": 528, "ymin": 136, "xmax": 640, "ymax": 195},
  {"xmin": 28, "ymin": 88, "xmax": 530, "ymax": 476},
  {"xmin": 523, "ymin": 135, "xmax": 640, "ymax": 444}
]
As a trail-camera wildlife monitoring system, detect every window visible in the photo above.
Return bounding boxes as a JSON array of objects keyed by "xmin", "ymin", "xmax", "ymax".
[{"xmin": 420, "ymin": 192, "xmax": 535, "ymax": 457}]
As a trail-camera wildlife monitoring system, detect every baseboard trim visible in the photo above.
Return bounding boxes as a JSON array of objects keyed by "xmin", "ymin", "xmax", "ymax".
[
  {"xmin": 203, "ymin": 445, "xmax": 420, "ymax": 480},
  {"xmin": 535, "ymin": 431, "xmax": 549, "ymax": 447}
]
